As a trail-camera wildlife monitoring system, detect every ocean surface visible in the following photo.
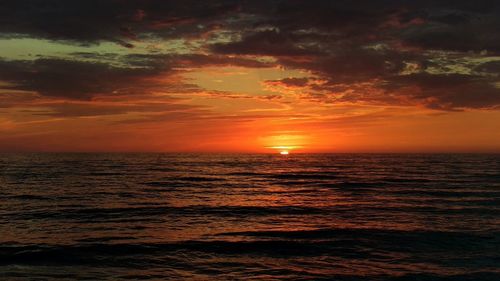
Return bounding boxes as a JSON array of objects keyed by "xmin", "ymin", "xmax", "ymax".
[{"xmin": 1, "ymin": 153, "xmax": 499, "ymax": 280}]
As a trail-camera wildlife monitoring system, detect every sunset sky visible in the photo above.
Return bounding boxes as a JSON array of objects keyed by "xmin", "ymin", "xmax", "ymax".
[{"xmin": 1, "ymin": 0, "xmax": 499, "ymax": 152}]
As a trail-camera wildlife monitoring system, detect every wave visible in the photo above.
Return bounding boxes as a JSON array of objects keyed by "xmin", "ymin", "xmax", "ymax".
[
  {"xmin": 225, "ymin": 172, "xmax": 264, "ymax": 176},
  {"xmin": 0, "ymin": 241, "xmax": 348, "ymax": 265},
  {"xmin": 3, "ymin": 194, "xmax": 50, "ymax": 200},
  {"xmin": 217, "ymin": 228, "xmax": 500, "ymax": 243},
  {"xmin": 268, "ymin": 172, "xmax": 339, "ymax": 180},
  {"xmin": 142, "ymin": 176, "xmax": 224, "ymax": 187},
  {"xmin": 2, "ymin": 153, "xmax": 500, "ymax": 279},
  {"xmin": 6, "ymin": 205, "xmax": 328, "ymax": 221},
  {"xmin": 7, "ymin": 202, "xmax": 500, "ymax": 223},
  {"xmin": 0, "ymin": 240, "xmax": 401, "ymax": 266},
  {"xmin": 1, "ymin": 228, "xmax": 498, "ymax": 265}
]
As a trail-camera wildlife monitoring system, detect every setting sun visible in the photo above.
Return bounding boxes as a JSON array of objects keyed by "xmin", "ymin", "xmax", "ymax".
[{"xmin": 267, "ymin": 145, "xmax": 300, "ymax": 154}]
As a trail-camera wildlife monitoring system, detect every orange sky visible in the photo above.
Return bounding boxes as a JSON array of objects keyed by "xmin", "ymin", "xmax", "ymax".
[{"xmin": 1, "ymin": 1, "xmax": 500, "ymax": 153}]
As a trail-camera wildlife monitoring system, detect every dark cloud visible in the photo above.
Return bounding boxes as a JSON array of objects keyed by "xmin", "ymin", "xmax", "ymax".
[
  {"xmin": 267, "ymin": 69, "xmax": 500, "ymax": 110},
  {"xmin": 215, "ymin": 0, "xmax": 500, "ymax": 110},
  {"xmin": 385, "ymin": 73, "xmax": 500, "ymax": 110},
  {"xmin": 211, "ymin": 30, "xmax": 325, "ymax": 57},
  {"xmin": 156, "ymin": 54, "xmax": 273, "ymax": 69},
  {"xmin": 270, "ymin": 78, "xmax": 310, "ymax": 87},
  {"xmin": 2, "ymin": 0, "xmax": 499, "ymax": 53},
  {"xmin": 284, "ymin": 48, "xmax": 419, "ymax": 83},
  {"xmin": 0, "ymin": 58, "xmax": 171, "ymax": 99},
  {"xmin": 0, "ymin": 0, "xmax": 239, "ymax": 46},
  {"xmin": 261, "ymin": 0, "xmax": 500, "ymax": 53},
  {"xmin": 1, "ymin": 0, "xmax": 499, "ymax": 110},
  {"xmin": 70, "ymin": 52, "xmax": 272, "ymax": 69},
  {"xmin": 474, "ymin": 61, "xmax": 500, "ymax": 76},
  {"xmin": 0, "ymin": 51, "xmax": 275, "ymax": 102},
  {"xmin": 0, "ymin": 91, "xmax": 41, "ymax": 108},
  {"xmin": 400, "ymin": 18, "xmax": 500, "ymax": 54}
]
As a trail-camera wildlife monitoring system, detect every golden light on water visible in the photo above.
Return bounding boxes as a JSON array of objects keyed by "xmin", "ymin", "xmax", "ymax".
[{"xmin": 280, "ymin": 150, "xmax": 289, "ymax": 155}]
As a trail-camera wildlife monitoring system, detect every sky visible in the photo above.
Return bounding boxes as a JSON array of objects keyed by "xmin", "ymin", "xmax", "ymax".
[{"xmin": 1, "ymin": 0, "xmax": 499, "ymax": 153}]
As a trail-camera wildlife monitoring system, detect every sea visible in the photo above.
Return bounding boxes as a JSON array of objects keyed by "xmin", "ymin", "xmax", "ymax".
[{"xmin": 1, "ymin": 153, "xmax": 499, "ymax": 280}]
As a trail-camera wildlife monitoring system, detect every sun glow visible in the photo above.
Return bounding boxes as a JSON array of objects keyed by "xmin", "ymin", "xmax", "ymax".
[
  {"xmin": 262, "ymin": 134, "xmax": 307, "ymax": 153},
  {"xmin": 267, "ymin": 145, "xmax": 296, "ymax": 154}
]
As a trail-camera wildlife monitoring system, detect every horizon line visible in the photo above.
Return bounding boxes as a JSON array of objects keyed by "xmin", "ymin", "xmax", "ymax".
[{"xmin": 1, "ymin": 151, "xmax": 499, "ymax": 154}]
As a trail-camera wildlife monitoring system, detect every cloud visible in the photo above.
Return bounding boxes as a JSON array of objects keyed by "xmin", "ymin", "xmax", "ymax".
[
  {"xmin": 29, "ymin": 101, "xmax": 202, "ymax": 118},
  {"xmin": 265, "ymin": 70, "xmax": 500, "ymax": 110},
  {"xmin": 2, "ymin": 0, "xmax": 499, "ymax": 54},
  {"xmin": 1, "ymin": 0, "xmax": 499, "ymax": 111},
  {"xmin": 474, "ymin": 61, "xmax": 500, "ymax": 76},
  {"xmin": 267, "ymin": 78, "xmax": 310, "ymax": 88},
  {"xmin": 0, "ymin": 58, "xmax": 173, "ymax": 99},
  {"xmin": 164, "ymin": 54, "xmax": 273, "ymax": 69},
  {"xmin": 209, "ymin": 0, "xmax": 500, "ymax": 110},
  {"xmin": 384, "ymin": 73, "xmax": 500, "ymax": 110},
  {"xmin": 211, "ymin": 30, "xmax": 325, "ymax": 57},
  {"xmin": 0, "ymin": 90, "xmax": 40, "ymax": 108},
  {"xmin": 0, "ymin": 0, "xmax": 240, "ymax": 46},
  {"xmin": 0, "ymin": 51, "xmax": 276, "ymax": 101}
]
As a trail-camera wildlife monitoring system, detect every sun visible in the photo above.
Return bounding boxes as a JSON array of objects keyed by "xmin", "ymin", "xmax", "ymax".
[{"xmin": 266, "ymin": 145, "xmax": 297, "ymax": 155}]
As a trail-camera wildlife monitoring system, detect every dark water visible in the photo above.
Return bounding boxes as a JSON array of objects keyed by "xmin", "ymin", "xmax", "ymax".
[{"xmin": 1, "ymin": 153, "xmax": 499, "ymax": 280}]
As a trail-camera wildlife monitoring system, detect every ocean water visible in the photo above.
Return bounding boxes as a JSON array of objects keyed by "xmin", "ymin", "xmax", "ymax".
[{"xmin": 1, "ymin": 153, "xmax": 499, "ymax": 280}]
